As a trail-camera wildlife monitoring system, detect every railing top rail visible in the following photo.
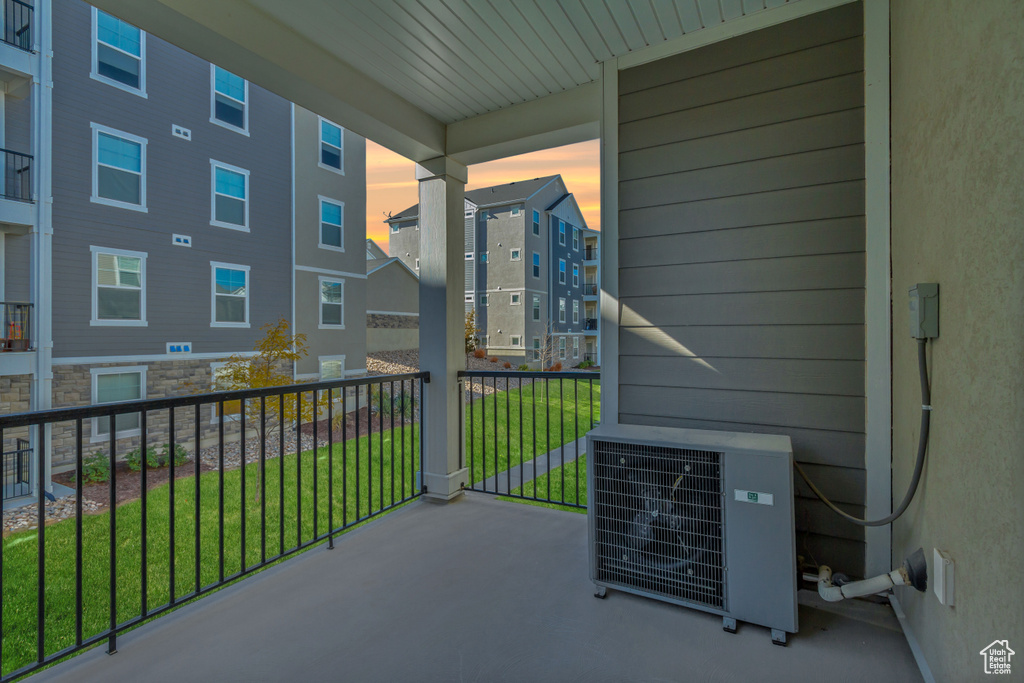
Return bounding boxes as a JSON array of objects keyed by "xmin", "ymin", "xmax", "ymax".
[
  {"xmin": 0, "ymin": 148, "xmax": 33, "ymax": 158},
  {"xmin": 458, "ymin": 370, "xmax": 599, "ymax": 380},
  {"xmin": 0, "ymin": 371, "xmax": 429, "ymax": 428},
  {"xmin": 0, "ymin": 301, "xmax": 33, "ymax": 306},
  {"xmin": 7, "ymin": 0, "xmax": 33, "ymax": 11}
]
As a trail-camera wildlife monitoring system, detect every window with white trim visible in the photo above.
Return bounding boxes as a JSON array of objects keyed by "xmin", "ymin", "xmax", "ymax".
[
  {"xmin": 391, "ymin": 223, "xmax": 400, "ymax": 233},
  {"xmin": 319, "ymin": 197, "xmax": 344, "ymax": 250},
  {"xmin": 92, "ymin": 8, "xmax": 145, "ymax": 95},
  {"xmin": 573, "ymin": 337, "xmax": 579, "ymax": 359},
  {"xmin": 511, "ymin": 205, "xmax": 522, "ymax": 217},
  {"xmin": 559, "ymin": 259, "xmax": 566, "ymax": 285},
  {"xmin": 559, "ymin": 220, "xmax": 566, "ymax": 245},
  {"xmin": 415, "ymin": 258, "xmax": 420, "ymax": 270},
  {"xmin": 573, "ymin": 227, "xmax": 579, "ymax": 251},
  {"xmin": 559, "ymin": 337, "xmax": 566, "ymax": 359},
  {"xmin": 573, "ymin": 300, "xmax": 579, "ymax": 324},
  {"xmin": 465, "ymin": 252, "xmax": 473, "ymax": 260},
  {"xmin": 480, "ymin": 252, "xmax": 488, "ymax": 263},
  {"xmin": 510, "ymin": 293, "xmax": 521, "ymax": 305},
  {"xmin": 573, "ymin": 264, "xmax": 579, "ymax": 287},
  {"xmin": 320, "ymin": 278, "xmax": 344, "ymax": 328},
  {"xmin": 511, "ymin": 335, "xmax": 522, "ymax": 347},
  {"xmin": 92, "ymin": 247, "xmax": 146, "ymax": 325},
  {"xmin": 532, "ymin": 252, "xmax": 540, "ymax": 278},
  {"xmin": 559, "ymin": 298, "xmax": 566, "ymax": 323},
  {"xmin": 533, "ymin": 337, "xmax": 541, "ymax": 360},
  {"xmin": 480, "ymin": 294, "xmax": 488, "ymax": 306},
  {"xmin": 319, "ymin": 117, "xmax": 344, "ymax": 173},
  {"xmin": 211, "ymin": 161, "xmax": 249, "ymax": 230},
  {"xmin": 92, "ymin": 124, "xmax": 146, "ymax": 210},
  {"xmin": 211, "ymin": 263, "xmax": 249, "ymax": 326},
  {"xmin": 532, "ymin": 210, "xmax": 540, "ymax": 235},
  {"xmin": 532, "ymin": 295, "xmax": 541, "ymax": 321},
  {"xmin": 211, "ymin": 65, "xmax": 247, "ymax": 133},
  {"xmin": 319, "ymin": 356, "xmax": 346, "ymax": 380},
  {"xmin": 510, "ymin": 248, "xmax": 521, "ymax": 261},
  {"xmin": 465, "ymin": 294, "xmax": 474, "ymax": 303},
  {"xmin": 91, "ymin": 367, "xmax": 145, "ymax": 440}
]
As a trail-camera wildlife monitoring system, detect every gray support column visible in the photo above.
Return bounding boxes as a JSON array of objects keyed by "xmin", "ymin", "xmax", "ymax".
[{"xmin": 416, "ymin": 156, "xmax": 469, "ymax": 500}]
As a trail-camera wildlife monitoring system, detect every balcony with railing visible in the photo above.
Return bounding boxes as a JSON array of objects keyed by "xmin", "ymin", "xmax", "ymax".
[
  {"xmin": 1, "ymin": 302, "xmax": 30, "ymax": 352},
  {"xmin": 584, "ymin": 318, "xmax": 598, "ymax": 331},
  {"xmin": 582, "ymin": 282, "xmax": 598, "ymax": 298},
  {"xmin": 583, "ymin": 245, "xmax": 598, "ymax": 263},
  {"xmin": 0, "ymin": 369, "xmax": 921, "ymax": 682},
  {"xmin": 1, "ymin": 0, "xmax": 32, "ymax": 52},
  {"xmin": 0, "ymin": 150, "xmax": 32, "ymax": 203},
  {"xmin": 2, "ymin": 438, "xmax": 29, "ymax": 500}
]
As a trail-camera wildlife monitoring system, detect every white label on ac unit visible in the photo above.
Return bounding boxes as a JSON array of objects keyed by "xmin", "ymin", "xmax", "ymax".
[{"xmin": 735, "ymin": 489, "xmax": 774, "ymax": 506}]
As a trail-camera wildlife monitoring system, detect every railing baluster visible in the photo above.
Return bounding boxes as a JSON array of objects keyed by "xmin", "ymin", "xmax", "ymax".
[
  {"xmin": 1, "ymin": 426, "xmax": 4, "ymax": 671},
  {"xmin": 390, "ymin": 380, "xmax": 395, "ymax": 508},
  {"xmin": 506, "ymin": 376, "xmax": 511, "ymax": 496},
  {"xmin": 279, "ymin": 393, "xmax": 285, "ymax": 557},
  {"xmin": 401, "ymin": 380, "xmax": 406, "ymax": 500},
  {"xmin": 260, "ymin": 396, "xmax": 266, "ymax": 564},
  {"xmin": 533, "ymin": 376, "xmax": 537, "ymax": 501},
  {"xmin": 37, "ymin": 422, "xmax": 47, "ymax": 662},
  {"xmin": 468, "ymin": 378, "xmax": 474, "ymax": 492},
  {"xmin": 575, "ymin": 379, "xmax": 579, "ymax": 508},
  {"xmin": 75, "ymin": 418, "xmax": 84, "ymax": 645},
  {"xmin": 312, "ymin": 389, "xmax": 318, "ymax": 540},
  {"xmin": 169, "ymin": 408, "xmax": 176, "ymax": 603},
  {"xmin": 295, "ymin": 391, "xmax": 301, "ymax": 547},
  {"xmin": 355, "ymin": 385, "xmax": 361, "ymax": 519},
  {"xmin": 545, "ymin": 378, "xmax": 551, "ymax": 504},
  {"xmin": 492, "ymin": 378, "xmax": 497, "ymax": 495},
  {"xmin": 140, "ymin": 412, "xmax": 148, "ymax": 618},
  {"xmin": 560, "ymin": 379, "xmax": 565, "ymax": 505},
  {"xmin": 218, "ymin": 402, "xmax": 225, "ymax": 584},
  {"xmin": 519, "ymin": 377, "xmax": 523, "ymax": 499},
  {"xmin": 378, "ymin": 381, "xmax": 384, "ymax": 514},
  {"xmin": 342, "ymin": 387, "xmax": 348, "ymax": 528},
  {"xmin": 328, "ymin": 387, "xmax": 334, "ymax": 548},
  {"xmin": 194, "ymin": 403, "xmax": 201, "ymax": 593},
  {"xmin": 239, "ymin": 400, "xmax": 246, "ymax": 573},
  {"xmin": 106, "ymin": 415, "xmax": 116, "ymax": 654}
]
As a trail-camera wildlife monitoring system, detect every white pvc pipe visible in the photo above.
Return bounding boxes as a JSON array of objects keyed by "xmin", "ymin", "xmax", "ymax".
[{"xmin": 817, "ymin": 565, "xmax": 909, "ymax": 602}]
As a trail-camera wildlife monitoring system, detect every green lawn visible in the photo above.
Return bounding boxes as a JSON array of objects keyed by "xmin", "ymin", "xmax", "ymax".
[
  {"xmin": 503, "ymin": 456, "xmax": 588, "ymax": 513},
  {"xmin": 464, "ymin": 377, "xmax": 599, "ymax": 487},
  {"xmin": 1, "ymin": 424, "xmax": 419, "ymax": 677}
]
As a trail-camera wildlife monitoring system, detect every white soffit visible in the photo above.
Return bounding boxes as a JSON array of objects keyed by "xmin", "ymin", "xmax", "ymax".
[{"xmin": 223, "ymin": 0, "xmax": 810, "ymax": 125}]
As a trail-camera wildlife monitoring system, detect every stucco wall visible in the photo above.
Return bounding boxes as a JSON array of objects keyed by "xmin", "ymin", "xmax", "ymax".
[{"xmin": 890, "ymin": 2, "xmax": 1024, "ymax": 679}]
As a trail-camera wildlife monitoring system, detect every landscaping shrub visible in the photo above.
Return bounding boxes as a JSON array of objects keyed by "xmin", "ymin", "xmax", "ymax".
[
  {"xmin": 81, "ymin": 451, "xmax": 111, "ymax": 483},
  {"xmin": 393, "ymin": 389, "xmax": 417, "ymax": 419},
  {"xmin": 472, "ymin": 348, "xmax": 486, "ymax": 359},
  {"xmin": 577, "ymin": 359, "xmax": 594, "ymax": 369},
  {"xmin": 126, "ymin": 443, "xmax": 189, "ymax": 471},
  {"xmin": 502, "ymin": 361, "xmax": 512, "ymax": 369},
  {"xmin": 517, "ymin": 364, "xmax": 530, "ymax": 371},
  {"xmin": 369, "ymin": 386, "xmax": 392, "ymax": 415},
  {"xmin": 547, "ymin": 362, "xmax": 562, "ymax": 372},
  {"xmin": 489, "ymin": 356, "xmax": 499, "ymax": 363}
]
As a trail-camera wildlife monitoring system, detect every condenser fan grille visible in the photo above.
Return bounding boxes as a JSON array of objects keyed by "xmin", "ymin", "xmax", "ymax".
[{"xmin": 592, "ymin": 439, "xmax": 725, "ymax": 610}]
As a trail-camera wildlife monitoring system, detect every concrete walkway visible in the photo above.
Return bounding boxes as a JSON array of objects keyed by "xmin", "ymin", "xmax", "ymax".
[
  {"xmin": 472, "ymin": 436, "xmax": 586, "ymax": 495},
  {"xmin": 31, "ymin": 494, "xmax": 921, "ymax": 683}
]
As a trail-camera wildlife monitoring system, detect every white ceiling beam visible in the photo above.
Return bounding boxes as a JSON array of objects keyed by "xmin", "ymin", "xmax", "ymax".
[
  {"xmin": 90, "ymin": 0, "xmax": 446, "ymax": 162},
  {"xmin": 445, "ymin": 81, "xmax": 601, "ymax": 166}
]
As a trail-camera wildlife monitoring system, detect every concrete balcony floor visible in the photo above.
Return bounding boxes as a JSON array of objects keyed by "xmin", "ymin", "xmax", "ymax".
[{"xmin": 33, "ymin": 494, "xmax": 921, "ymax": 683}]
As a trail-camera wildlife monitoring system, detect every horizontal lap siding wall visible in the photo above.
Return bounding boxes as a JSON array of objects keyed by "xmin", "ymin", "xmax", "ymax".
[{"xmin": 617, "ymin": 2, "xmax": 866, "ymax": 574}]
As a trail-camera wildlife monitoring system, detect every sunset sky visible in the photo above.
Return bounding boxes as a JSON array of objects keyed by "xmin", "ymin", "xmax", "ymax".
[{"xmin": 365, "ymin": 139, "xmax": 600, "ymax": 251}]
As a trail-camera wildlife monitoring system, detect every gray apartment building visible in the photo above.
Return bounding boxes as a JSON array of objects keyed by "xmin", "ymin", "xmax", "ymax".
[
  {"xmin": 1, "ymin": 0, "xmax": 367, "ymax": 497},
  {"xmin": 386, "ymin": 175, "xmax": 599, "ymax": 366}
]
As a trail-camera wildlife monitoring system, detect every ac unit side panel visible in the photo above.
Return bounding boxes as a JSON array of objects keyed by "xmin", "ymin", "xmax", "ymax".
[{"xmin": 722, "ymin": 449, "xmax": 798, "ymax": 634}]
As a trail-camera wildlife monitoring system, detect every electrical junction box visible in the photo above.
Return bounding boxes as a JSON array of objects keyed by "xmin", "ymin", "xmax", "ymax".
[
  {"xmin": 934, "ymin": 548, "xmax": 954, "ymax": 606},
  {"xmin": 909, "ymin": 283, "xmax": 939, "ymax": 339}
]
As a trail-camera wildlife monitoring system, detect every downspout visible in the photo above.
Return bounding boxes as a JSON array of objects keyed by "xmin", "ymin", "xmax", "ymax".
[{"xmin": 30, "ymin": 0, "xmax": 54, "ymax": 495}]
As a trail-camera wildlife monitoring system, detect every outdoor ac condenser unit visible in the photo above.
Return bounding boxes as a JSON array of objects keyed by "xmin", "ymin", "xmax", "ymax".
[{"xmin": 587, "ymin": 423, "xmax": 797, "ymax": 644}]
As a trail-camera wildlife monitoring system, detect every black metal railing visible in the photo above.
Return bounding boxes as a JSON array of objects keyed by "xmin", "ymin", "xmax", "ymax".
[
  {"xmin": 1, "ymin": 302, "xmax": 31, "ymax": 351},
  {"xmin": 582, "ymin": 283, "xmax": 598, "ymax": 296},
  {"xmin": 1, "ymin": 150, "xmax": 32, "ymax": 202},
  {"xmin": 0, "ymin": 372, "xmax": 426, "ymax": 681},
  {"xmin": 584, "ymin": 318, "xmax": 598, "ymax": 331},
  {"xmin": 2, "ymin": 0, "xmax": 32, "ymax": 52},
  {"xmin": 584, "ymin": 246, "xmax": 597, "ymax": 260},
  {"xmin": 2, "ymin": 438, "xmax": 30, "ymax": 497},
  {"xmin": 459, "ymin": 370, "xmax": 600, "ymax": 511}
]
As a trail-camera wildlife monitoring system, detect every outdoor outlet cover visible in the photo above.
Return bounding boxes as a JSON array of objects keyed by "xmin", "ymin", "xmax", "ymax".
[{"xmin": 933, "ymin": 548, "xmax": 954, "ymax": 606}]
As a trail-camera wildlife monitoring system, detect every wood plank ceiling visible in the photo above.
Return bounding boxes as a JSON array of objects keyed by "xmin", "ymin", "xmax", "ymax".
[{"xmin": 247, "ymin": 0, "xmax": 803, "ymax": 124}]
